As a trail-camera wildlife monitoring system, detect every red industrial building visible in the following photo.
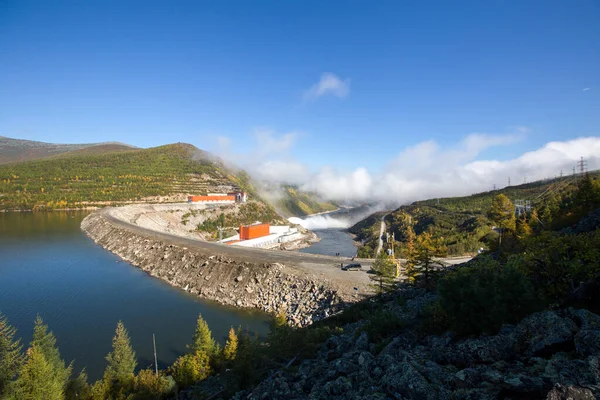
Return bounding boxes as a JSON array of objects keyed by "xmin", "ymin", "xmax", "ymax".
[
  {"xmin": 239, "ymin": 223, "xmax": 270, "ymax": 240},
  {"xmin": 188, "ymin": 191, "xmax": 247, "ymax": 203}
]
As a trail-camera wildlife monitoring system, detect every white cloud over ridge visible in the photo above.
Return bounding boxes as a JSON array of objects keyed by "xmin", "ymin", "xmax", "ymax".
[
  {"xmin": 213, "ymin": 130, "xmax": 600, "ymax": 208},
  {"xmin": 303, "ymin": 73, "xmax": 350, "ymax": 101}
]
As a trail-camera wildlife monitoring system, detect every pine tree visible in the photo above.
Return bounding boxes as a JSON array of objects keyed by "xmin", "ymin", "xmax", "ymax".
[
  {"xmin": 406, "ymin": 232, "xmax": 447, "ymax": 289},
  {"xmin": 0, "ymin": 313, "xmax": 23, "ymax": 396},
  {"xmin": 516, "ymin": 214, "xmax": 532, "ymax": 239},
  {"xmin": 104, "ymin": 321, "xmax": 137, "ymax": 387},
  {"xmin": 369, "ymin": 251, "xmax": 397, "ymax": 293},
  {"xmin": 530, "ymin": 208, "xmax": 540, "ymax": 229},
  {"xmin": 488, "ymin": 194, "xmax": 516, "ymax": 247},
  {"xmin": 10, "ymin": 345, "xmax": 64, "ymax": 400},
  {"xmin": 31, "ymin": 315, "xmax": 71, "ymax": 390},
  {"xmin": 188, "ymin": 314, "xmax": 216, "ymax": 356},
  {"xmin": 65, "ymin": 369, "xmax": 90, "ymax": 400},
  {"xmin": 223, "ymin": 328, "xmax": 238, "ymax": 362}
]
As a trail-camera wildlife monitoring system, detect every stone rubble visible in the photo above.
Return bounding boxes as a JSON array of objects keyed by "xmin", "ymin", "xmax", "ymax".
[
  {"xmin": 234, "ymin": 288, "xmax": 600, "ymax": 399},
  {"xmin": 81, "ymin": 212, "xmax": 345, "ymax": 326}
]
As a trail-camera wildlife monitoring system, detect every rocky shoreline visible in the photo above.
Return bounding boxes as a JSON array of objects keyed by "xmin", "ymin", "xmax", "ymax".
[{"xmin": 81, "ymin": 211, "xmax": 348, "ymax": 326}]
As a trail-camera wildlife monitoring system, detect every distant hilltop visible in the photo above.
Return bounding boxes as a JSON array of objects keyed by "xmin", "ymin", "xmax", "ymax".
[{"xmin": 0, "ymin": 135, "xmax": 138, "ymax": 165}]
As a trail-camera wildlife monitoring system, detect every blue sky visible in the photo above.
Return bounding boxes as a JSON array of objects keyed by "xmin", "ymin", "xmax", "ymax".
[{"xmin": 0, "ymin": 1, "xmax": 599, "ymax": 196}]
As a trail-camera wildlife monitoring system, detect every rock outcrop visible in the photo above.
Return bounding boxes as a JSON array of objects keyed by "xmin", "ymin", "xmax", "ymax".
[
  {"xmin": 235, "ymin": 288, "xmax": 600, "ymax": 399},
  {"xmin": 81, "ymin": 211, "xmax": 345, "ymax": 326}
]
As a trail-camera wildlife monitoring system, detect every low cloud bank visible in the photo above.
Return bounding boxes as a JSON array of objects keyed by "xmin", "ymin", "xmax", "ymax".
[{"xmin": 214, "ymin": 132, "xmax": 600, "ymax": 207}]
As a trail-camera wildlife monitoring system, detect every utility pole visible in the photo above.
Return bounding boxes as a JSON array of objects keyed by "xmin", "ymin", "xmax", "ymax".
[{"xmin": 153, "ymin": 334, "xmax": 158, "ymax": 376}]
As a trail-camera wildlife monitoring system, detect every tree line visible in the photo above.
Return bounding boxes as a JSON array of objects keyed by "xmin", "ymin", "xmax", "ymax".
[{"xmin": 0, "ymin": 310, "xmax": 344, "ymax": 400}]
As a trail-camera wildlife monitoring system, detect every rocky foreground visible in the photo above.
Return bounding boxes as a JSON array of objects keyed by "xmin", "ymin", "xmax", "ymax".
[{"xmin": 234, "ymin": 287, "xmax": 600, "ymax": 400}]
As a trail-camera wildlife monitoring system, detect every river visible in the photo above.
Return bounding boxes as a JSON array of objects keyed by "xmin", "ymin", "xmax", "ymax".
[
  {"xmin": 296, "ymin": 206, "xmax": 374, "ymax": 258},
  {"xmin": 0, "ymin": 211, "xmax": 270, "ymax": 381}
]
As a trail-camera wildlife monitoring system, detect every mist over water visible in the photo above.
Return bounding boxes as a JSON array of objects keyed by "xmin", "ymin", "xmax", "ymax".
[
  {"xmin": 288, "ymin": 205, "xmax": 384, "ymax": 230},
  {"xmin": 288, "ymin": 214, "xmax": 350, "ymax": 229}
]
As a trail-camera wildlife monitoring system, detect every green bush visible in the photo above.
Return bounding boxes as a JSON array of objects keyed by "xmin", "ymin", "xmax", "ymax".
[
  {"xmin": 360, "ymin": 311, "xmax": 405, "ymax": 342},
  {"xmin": 438, "ymin": 256, "xmax": 544, "ymax": 336},
  {"xmin": 418, "ymin": 301, "xmax": 450, "ymax": 336},
  {"xmin": 518, "ymin": 230, "xmax": 600, "ymax": 301}
]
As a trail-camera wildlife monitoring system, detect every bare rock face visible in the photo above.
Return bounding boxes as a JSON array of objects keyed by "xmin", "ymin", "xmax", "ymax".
[{"xmin": 81, "ymin": 212, "xmax": 344, "ymax": 326}]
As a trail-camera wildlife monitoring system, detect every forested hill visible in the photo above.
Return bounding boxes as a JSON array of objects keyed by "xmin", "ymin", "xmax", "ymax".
[
  {"xmin": 0, "ymin": 143, "xmax": 257, "ymax": 210},
  {"xmin": 351, "ymin": 171, "xmax": 600, "ymax": 257},
  {"xmin": 0, "ymin": 140, "xmax": 337, "ymax": 216},
  {"xmin": 0, "ymin": 136, "xmax": 136, "ymax": 165}
]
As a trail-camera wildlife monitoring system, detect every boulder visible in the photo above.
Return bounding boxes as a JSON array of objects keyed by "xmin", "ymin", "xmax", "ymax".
[
  {"xmin": 575, "ymin": 329, "xmax": 600, "ymax": 357},
  {"xmin": 546, "ymin": 383, "xmax": 596, "ymax": 400},
  {"xmin": 515, "ymin": 311, "xmax": 578, "ymax": 357}
]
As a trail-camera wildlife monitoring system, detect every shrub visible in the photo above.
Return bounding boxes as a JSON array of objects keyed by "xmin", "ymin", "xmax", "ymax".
[
  {"xmin": 170, "ymin": 352, "xmax": 211, "ymax": 388},
  {"xmin": 360, "ymin": 311, "xmax": 405, "ymax": 342},
  {"xmin": 518, "ymin": 230, "xmax": 600, "ymax": 301},
  {"xmin": 438, "ymin": 256, "xmax": 544, "ymax": 336},
  {"xmin": 418, "ymin": 301, "xmax": 450, "ymax": 336},
  {"xmin": 132, "ymin": 369, "xmax": 175, "ymax": 400}
]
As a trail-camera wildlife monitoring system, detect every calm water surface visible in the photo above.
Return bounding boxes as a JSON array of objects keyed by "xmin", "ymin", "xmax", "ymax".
[
  {"xmin": 299, "ymin": 229, "xmax": 357, "ymax": 258},
  {"xmin": 0, "ymin": 211, "xmax": 270, "ymax": 381}
]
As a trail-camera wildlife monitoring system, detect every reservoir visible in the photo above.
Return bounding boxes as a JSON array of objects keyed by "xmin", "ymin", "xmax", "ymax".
[{"xmin": 0, "ymin": 211, "xmax": 270, "ymax": 381}]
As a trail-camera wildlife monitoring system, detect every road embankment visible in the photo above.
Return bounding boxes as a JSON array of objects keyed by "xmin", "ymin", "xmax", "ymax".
[{"xmin": 81, "ymin": 209, "xmax": 373, "ymax": 326}]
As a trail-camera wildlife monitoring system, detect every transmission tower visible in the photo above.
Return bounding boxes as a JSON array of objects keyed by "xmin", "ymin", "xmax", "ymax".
[
  {"xmin": 508, "ymin": 177, "xmax": 511, "ymax": 186},
  {"xmin": 493, "ymin": 184, "xmax": 496, "ymax": 191},
  {"xmin": 578, "ymin": 157, "xmax": 588, "ymax": 175},
  {"xmin": 514, "ymin": 199, "xmax": 532, "ymax": 217}
]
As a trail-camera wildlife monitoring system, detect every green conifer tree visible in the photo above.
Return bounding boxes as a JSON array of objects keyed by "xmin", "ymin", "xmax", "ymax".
[
  {"xmin": 188, "ymin": 314, "xmax": 216, "ymax": 356},
  {"xmin": 10, "ymin": 345, "xmax": 64, "ymax": 400},
  {"xmin": 406, "ymin": 232, "xmax": 448, "ymax": 289},
  {"xmin": 104, "ymin": 321, "xmax": 137, "ymax": 387},
  {"xmin": 488, "ymin": 194, "xmax": 516, "ymax": 247},
  {"xmin": 0, "ymin": 313, "xmax": 23, "ymax": 396},
  {"xmin": 222, "ymin": 328, "xmax": 238, "ymax": 362},
  {"xmin": 369, "ymin": 251, "xmax": 397, "ymax": 293},
  {"xmin": 31, "ymin": 315, "xmax": 71, "ymax": 389},
  {"xmin": 65, "ymin": 369, "xmax": 90, "ymax": 400}
]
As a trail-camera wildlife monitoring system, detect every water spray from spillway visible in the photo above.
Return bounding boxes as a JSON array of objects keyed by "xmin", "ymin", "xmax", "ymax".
[
  {"xmin": 288, "ymin": 204, "xmax": 390, "ymax": 230},
  {"xmin": 288, "ymin": 215, "xmax": 351, "ymax": 230}
]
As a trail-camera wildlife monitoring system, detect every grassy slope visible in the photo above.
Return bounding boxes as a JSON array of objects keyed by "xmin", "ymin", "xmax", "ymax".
[
  {"xmin": 350, "ymin": 173, "xmax": 599, "ymax": 256},
  {"xmin": 0, "ymin": 143, "xmax": 250, "ymax": 210},
  {"xmin": 0, "ymin": 142, "xmax": 334, "ymax": 219}
]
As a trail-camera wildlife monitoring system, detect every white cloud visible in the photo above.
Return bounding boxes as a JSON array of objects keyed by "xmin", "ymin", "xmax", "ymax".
[
  {"xmin": 303, "ymin": 73, "xmax": 350, "ymax": 101},
  {"xmin": 300, "ymin": 135, "xmax": 600, "ymax": 206},
  {"xmin": 210, "ymin": 127, "xmax": 600, "ymax": 209},
  {"xmin": 253, "ymin": 128, "xmax": 297, "ymax": 156},
  {"xmin": 583, "ymin": 88, "xmax": 590, "ymax": 91}
]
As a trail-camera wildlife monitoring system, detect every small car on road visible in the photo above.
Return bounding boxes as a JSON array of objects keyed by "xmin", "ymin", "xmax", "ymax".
[{"xmin": 341, "ymin": 263, "xmax": 362, "ymax": 271}]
